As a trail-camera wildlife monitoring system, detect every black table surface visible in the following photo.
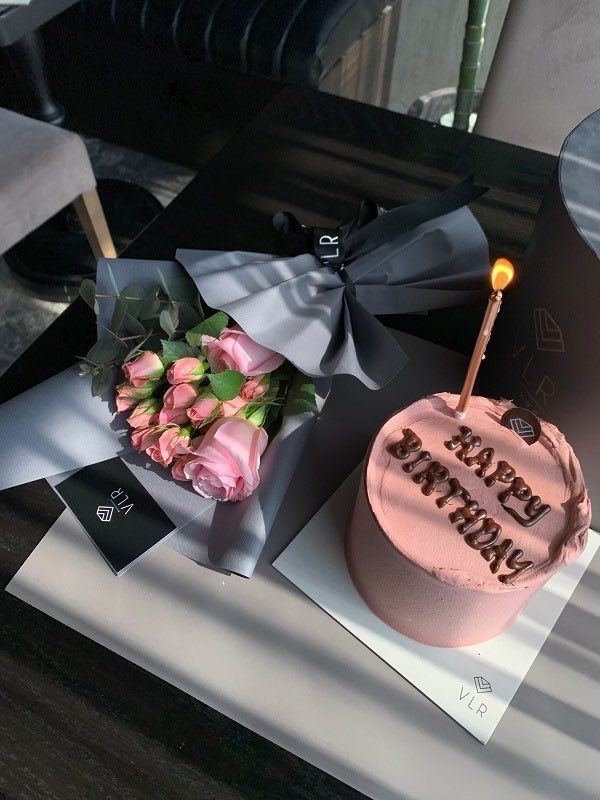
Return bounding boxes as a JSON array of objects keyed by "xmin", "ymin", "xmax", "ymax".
[{"xmin": 0, "ymin": 86, "xmax": 556, "ymax": 800}]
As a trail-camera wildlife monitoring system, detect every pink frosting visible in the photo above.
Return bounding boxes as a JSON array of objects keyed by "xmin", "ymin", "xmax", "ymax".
[
  {"xmin": 367, "ymin": 393, "xmax": 590, "ymax": 591},
  {"xmin": 345, "ymin": 394, "xmax": 591, "ymax": 646}
]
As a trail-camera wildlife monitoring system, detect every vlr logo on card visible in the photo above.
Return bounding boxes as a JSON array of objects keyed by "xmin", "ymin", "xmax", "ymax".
[
  {"xmin": 96, "ymin": 505, "xmax": 113, "ymax": 523},
  {"xmin": 96, "ymin": 487, "xmax": 134, "ymax": 523},
  {"xmin": 56, "ymin": 457, "xmax": 175, "ymax": 575},
  {"xmin": 458, "ymin": 677, "xmax": 493, "ymax": 717}
]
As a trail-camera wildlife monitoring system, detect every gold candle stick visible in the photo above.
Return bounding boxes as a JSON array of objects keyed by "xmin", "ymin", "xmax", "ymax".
[{"xmin": 455, "ymin": 258, "xmax": 515, "ymax": 419}]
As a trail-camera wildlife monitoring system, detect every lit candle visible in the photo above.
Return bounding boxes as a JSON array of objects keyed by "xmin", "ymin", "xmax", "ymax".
[{"xmin": 455, "ymin": 258, "xmax": 515, "ymax": 419}]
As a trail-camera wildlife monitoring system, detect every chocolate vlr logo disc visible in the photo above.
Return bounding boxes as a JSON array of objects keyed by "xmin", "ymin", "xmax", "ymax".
[{"xmin": 500, "ymin": 407, "xmax": 541, "ymax": 445}]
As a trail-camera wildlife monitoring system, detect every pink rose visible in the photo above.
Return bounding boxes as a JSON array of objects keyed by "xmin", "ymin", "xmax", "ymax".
[
  {"xmin": 202, "ymin": 325, "xmax": 284, "ymax": 376},
  {"xmin": 166, "ymin": 357, "xmax": 207, "ymax": 385},
  {"xmin": 171, "ymin": 452, "xmax": 197, "ymax": 481},
  {"xmin": 221, "ymin": 395, "xmax": 247, "ymax": 417},
  {"xmin": 127, "ymin": 398, "xmax": 161, "ymax": 428},
  {"xmin": 116, "ymin": 393, "xmax": 138, "ymax": 413},
  {"xmin": 130, "ymin": 425, "xmax": 160, "ymax": 452},
  {"xmin": 184, "ymin": 417, "xmax": 268, "ymax": 502},
  {"xmin": 240, "ymin": 374, "xmax": 270, "ymax": 401},
  {"xmin": 115, "ymin": 380, "xmax": 159, "ymax": 412},
  {"xmin": 158, "ymin": 383, "xmax": 198, "ymax": 425},
  {"xmin": 122, "ymin": 351, "xmax": 164, "ymax": 387},
  {"xmin": 145, "ymin": 425, "xmax": 192, "ymax": 468},
  {"xmin": 187, "ymin": 393, "xmax": 220, "ymax": 426}
]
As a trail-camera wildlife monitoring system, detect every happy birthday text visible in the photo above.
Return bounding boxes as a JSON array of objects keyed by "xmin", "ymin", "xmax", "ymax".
[{"xmin": 387, "ymin": 426, "xmax": 552, "ymax": 583}]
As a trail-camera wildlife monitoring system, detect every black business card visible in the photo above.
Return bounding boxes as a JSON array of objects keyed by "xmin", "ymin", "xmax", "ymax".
[{"xmin": 56, "ymin": 457, "xmax": 175, "ymax": 575}]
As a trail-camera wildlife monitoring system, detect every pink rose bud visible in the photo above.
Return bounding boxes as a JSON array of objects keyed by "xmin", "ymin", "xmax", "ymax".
[
  {"xmin": 166, "ymin": 357, "xmax": 207, "ymax": 385},
  {"xmin": 159, "ymin": 382, "xmax": 198, "ymax": 425},
  {"xmin": 145, "ymin": 425, "xmax": 192, "ymax": 468},
  {"xmin": 202, "ymin": 325, "xmax": 284, "ymax": 376},
  {"xmin": 240, "ymin": 374, "xmax": 270, "ymax": 401},
  {"xmin": 116, "ymin": 380, "xmax": 160, "ymax": 412},
  {"xmin": 116, "ymin": 393, "xmax": 138, "ymax": 413},
  {"xmin": 171, "ymin": 452, "xmax": 198, "ymax": 481},
  {"xmin": 187, "ymin": 393, "xmax": 220, "ymax": 426},
  {"xmin": 221, "ymin": 394, "xmax": 247, "ymax": 417},
  {"xmin": 122, "ymin": 351, "xmax": 165, "ymax": 387},
  {"xmin": 184, "ymin": 416, "xmax": 268, "ymax": 502},
  {"xmin": 130, "ymin": 425, "xmax": 161, "ymax": 452},
  {"xmin": 127, "ymin": 397, "xmax": 161, "ymax": 428}
]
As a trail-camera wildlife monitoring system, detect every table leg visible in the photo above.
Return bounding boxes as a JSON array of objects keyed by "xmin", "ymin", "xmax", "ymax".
[{"xmin": 4, "ymin": 29, "xmax": 65, "ymax": 125}]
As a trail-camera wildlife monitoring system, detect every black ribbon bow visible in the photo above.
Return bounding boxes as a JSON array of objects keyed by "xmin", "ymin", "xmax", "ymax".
[{"xmin": 177, "ymin": 177, "xmax": 489, "ymax": 390}]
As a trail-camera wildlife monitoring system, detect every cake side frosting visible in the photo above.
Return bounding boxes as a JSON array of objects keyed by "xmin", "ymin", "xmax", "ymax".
[{"xmin": 364, "ymin": 393, "xmax": 590, "ymax": 593}]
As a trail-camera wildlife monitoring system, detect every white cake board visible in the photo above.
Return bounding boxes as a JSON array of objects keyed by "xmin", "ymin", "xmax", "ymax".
[{"xmin": 273, "ymin": 467, "xmax": 600, "ymax": 744}]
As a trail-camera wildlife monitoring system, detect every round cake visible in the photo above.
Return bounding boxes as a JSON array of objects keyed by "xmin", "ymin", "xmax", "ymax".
[{"xmin": 345, "ymin": 393, "xmax": 591, "ymax": 647}]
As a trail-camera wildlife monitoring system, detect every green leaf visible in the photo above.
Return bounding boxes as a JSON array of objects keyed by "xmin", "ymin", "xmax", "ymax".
[
  {"xmin": 283, "ymin": 372, "xmax": 318, "ymax": 416},
  {"xmin": 123, "ymin": 314, "xmax": 146, "ymax": 337},
  {"xmin": 208, "ymin": 370, "xmax": 245, "ymax": 401},
  {"xmin": 186, "ymin": 311, "xmax": 229, "ymax": 347},
  {"xmin": 121, "ymin": 282, "xmax": 145, "ymax": 317},
  {"xmin": 155, "ymin": 267, "xmax": 171, "ymax": 299},
  {"xmin": 110, "ymin": 291, "xmax": 128, "ymax": 335},
  {"xmin": 139, "ymin": 285, "xmax": 161, "ymax": 320},
  {"xmin": 123, "ymin": 333, "xmax": 151, "ymax": 363},
  {"xmin": 160, "ymin": 339, "xmax": 197, "ymax": 367},
  {"xmin": 79, "ymin": 279, "xmax": 96, "ymax": 311},
  {"xmin": 78, "ymin": 361, "xmax": 92, "ymax": 376},
  {"xmin": 86, "ymin": 334, "xmax": 120, "ymax": 365},
  {"xmin": 91, "ymin": 366, "xmax": 114, "ymax": 397},
  {"xmin": 159, "ymin": 302, "xmax": 179, "ymax": 338},
  {"xmin": 244, "ymin": 405, "xmax": 268, "ymax": 427},
  {"xmin": 165, "ymin": 275, "xmax": 199, "ymax": 303},
  {"xmin": 177, "ymin": 302, "xmax": 202, "ymax": 330}
]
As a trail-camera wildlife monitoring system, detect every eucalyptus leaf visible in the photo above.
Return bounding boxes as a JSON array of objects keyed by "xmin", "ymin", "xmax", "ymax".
[
  {"xmin": 86, "ymin": 334, "xmax": 120, "ymax": 365},
  {"xmin": 160, "ymin": 339, "xmax": 197, "ymax": 367},
  {"xmin": 139, "ymin": 285, "xmax": 161, "ymax": 320},
  {"xmin": 186, "ymin": 311, "xmax": 229, "ymax": 346},
  {"xmin": 159, "ymin": 301, "xmax": 179, "ymax": 339},
  {"xmin": 122, "ymin": 282, "xmax": 145, "ymax": 317},
  {"xmin": 79, "ymin": 279, "xmax": 96, "ymax": 310},
  {"xmin": 168, "ymin": 301, "xmax": 179, "ymax": 330},
  {"xmin": 208, "ymin": 369, "xmax": 245, "ymax": 401},
  {"xmin": 155, "ymin": 267, "xmax": 171, "ymax": 299},
  {"xmin": 123, "ymin": 314, "xmax": 146, "ymax": 337},
  {"xmin": 110, "ymin": 291, "xmax": 128, "ymax": 335},
  {"xmin": 159, "ymin": 309, "xmax": 175, "ymax": 337},
  {"xmin": 91, "ymin": 366, "xmax": 114, "ymax": 397},
  {"xmin": 177, "ymin": 302, "xmax": 202, "ymax": 330},
  {"xmin": 165, "ymin": 275, "xmax": 199, "ymax": 303},
  {"xmin": 123, "ymin": 333, "xmax": 151, "ymax": 363}
]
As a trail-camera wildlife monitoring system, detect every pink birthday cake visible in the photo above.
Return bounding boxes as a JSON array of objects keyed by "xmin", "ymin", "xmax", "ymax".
[{"xmin": 345, "ymin": 393, "xmax": 591, "ymax": 647}]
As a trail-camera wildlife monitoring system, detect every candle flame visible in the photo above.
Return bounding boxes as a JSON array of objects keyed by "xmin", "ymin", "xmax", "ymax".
[{"xmin": 491, "ymin": 258, "xmax": 515, "ymax": 291}]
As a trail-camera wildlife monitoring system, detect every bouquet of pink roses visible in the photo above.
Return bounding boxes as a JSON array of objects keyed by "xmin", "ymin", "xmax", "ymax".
[{"xmin": 78, "ymin": 276, "xmax": 316, "ymax": 505}]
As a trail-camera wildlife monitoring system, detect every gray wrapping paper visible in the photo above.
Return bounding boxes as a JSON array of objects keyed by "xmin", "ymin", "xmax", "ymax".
[
  {"xmin": 0, "ymin": 183, "xmax": 489, "ymax": 577},
  {"xmin": 177, "ymin": 204, "xmax": 489, "ymax": 390}
]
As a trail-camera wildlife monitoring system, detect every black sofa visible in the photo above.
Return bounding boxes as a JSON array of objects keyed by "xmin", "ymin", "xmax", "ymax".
[{"xmin": 82, "ymin": 0, "xmax": 400, "ymax": 106}]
